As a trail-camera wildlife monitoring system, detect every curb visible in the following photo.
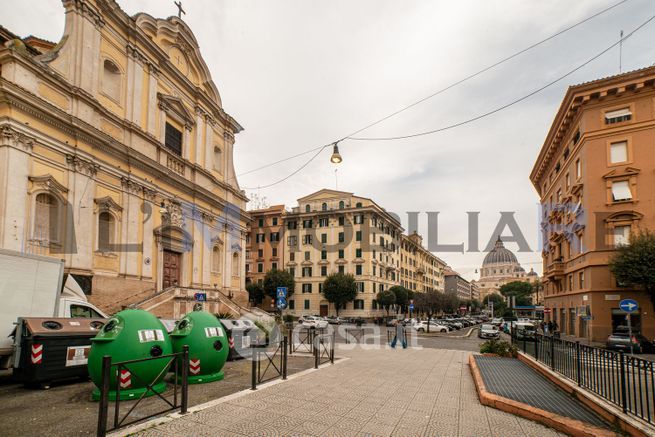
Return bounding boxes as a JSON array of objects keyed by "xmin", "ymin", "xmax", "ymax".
[
  {"xmin": 517, "ymin": 352, "xmax": 655, "ymax": 437},
  {"xmin": 468, "ymin": 354, "xmax": 617, "ymax": 437}
]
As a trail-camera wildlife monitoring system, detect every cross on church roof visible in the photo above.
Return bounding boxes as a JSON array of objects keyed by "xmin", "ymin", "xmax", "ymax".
[{"xmin": 174, "ymin": 1, "xmax": 186, "ymax": 18}]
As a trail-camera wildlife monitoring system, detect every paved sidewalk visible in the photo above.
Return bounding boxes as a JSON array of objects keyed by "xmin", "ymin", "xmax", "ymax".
[{"xmin": 132, "ymin": 346, "xmax": 566, "ymax": 436}]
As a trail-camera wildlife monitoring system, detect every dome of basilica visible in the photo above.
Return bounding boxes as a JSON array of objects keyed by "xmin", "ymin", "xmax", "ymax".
[{"xmin": 482, "ymin": 236, "xmax": 518, "ymax": 266}]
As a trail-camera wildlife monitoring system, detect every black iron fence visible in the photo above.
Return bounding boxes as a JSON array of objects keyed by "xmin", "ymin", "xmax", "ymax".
[
  {"xmin": 314, "ymin": 332, "xmax": 335, "ymax": 368},
  {"xmin": 290, "ymin": 327, "xmax": 325, "ymax": 354},
  {"xmin": 344, "ymin": 327, "xmax": 365, "ymax": 344},
  {"xmin": 514, "ymin": 332, "xmax": 654, "ymax": 424},
  {"xmin": 251, "ymin": 337, "xmax": 288, "ymax": 390},
  {"xmin": 97, "ymin": 346, "xmax": 189, "ymax": 437}
]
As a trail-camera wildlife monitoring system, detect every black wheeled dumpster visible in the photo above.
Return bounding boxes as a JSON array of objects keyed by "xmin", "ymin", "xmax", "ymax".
[
  {"xmin": 219, "ymin": 319, "xmax": 263, "ymax": 361},
  {"xmin": 12, "ymin": 317, "xmax": 106, "ymax": 388}
]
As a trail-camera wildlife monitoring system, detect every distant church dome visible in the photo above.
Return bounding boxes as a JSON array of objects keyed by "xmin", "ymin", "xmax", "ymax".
[
  {"xmin": 482, "ymin": 236, "xmax": 518, "ymax": 266},
  {"xmin": 527, "ymin": 267, "xmax": 538, "ymax": 277}
]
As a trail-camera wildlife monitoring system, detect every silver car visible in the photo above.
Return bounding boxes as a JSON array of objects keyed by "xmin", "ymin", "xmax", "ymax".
[{"xmin": 478, "ymin": 324, "xmax": 500, "ymax": 339}]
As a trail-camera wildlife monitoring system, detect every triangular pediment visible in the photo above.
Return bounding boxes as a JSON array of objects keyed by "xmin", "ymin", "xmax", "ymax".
[
  {"xmin": 602, "ymin": 166, "xmax": 641, "ymax": 179},
  {"xmin": 158, "ymin": 93, "xmax": 195, "ymax": 128},
  {"xmin": 297, "ymin": 189, "xmax": 354, "ymax": 202}
]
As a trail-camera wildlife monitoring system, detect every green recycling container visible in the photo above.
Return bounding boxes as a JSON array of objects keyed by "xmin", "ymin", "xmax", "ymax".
[
  {"xmin": 88, "ymin": 309, "xmax": 172, "ymax": 401},
  {"xmin": 170, "ymin": 309, "xmax": 228, "ymax": 384}
]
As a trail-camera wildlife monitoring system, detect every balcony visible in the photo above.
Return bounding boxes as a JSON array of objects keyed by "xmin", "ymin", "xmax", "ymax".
[{"xmin": 544, "ymin": 260, "xmax": 564, "ymax": 278}]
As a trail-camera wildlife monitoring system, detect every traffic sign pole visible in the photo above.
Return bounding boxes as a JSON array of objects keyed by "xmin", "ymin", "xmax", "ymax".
[{"xmin": 627, "ymin": 314, "xmax": 633, "ymax": 356}]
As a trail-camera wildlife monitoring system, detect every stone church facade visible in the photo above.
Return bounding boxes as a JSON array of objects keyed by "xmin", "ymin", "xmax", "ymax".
[{"xmin": 0, "ymin": 0, "xmax": 249, "ymax": 317}]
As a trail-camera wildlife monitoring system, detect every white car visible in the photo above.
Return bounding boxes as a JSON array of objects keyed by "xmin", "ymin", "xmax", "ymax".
[
  {"xmin": 413, "ymin": 321, "xmax": 449, "ymax": 333},
  {"xmin": 478, "ymin": 324, "xmax": 500, "ymax": 339},
  {"xmin": 299, "ymin": 315, "xmax": 328, "ymax": 329}
]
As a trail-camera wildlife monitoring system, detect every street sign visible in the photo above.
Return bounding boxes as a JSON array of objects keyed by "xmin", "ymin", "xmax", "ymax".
[
  {"xmin": 194, "ymin": 292, "xmax": 207, "ymax": 302},
  {"xmin": 408, "ymin": 304, "xmax": 414, "ymax": 311},
  {"xmin": 276, "ymin": 297, "xmax": 287, "ymax": 310},
  {"xmin": 543, "ymin": 308, "xmax": 551, "ymax": 314},
  {"xmin": 581, "ymin": 315, "xmax": 592, "ymax": 321},
  {"xmin": 276, "ymin": 287, "xmax": 287, "ymax": 299},
  {"xmin": 619, "ymin": 299, "xmax": 638, "ymax": 313}
]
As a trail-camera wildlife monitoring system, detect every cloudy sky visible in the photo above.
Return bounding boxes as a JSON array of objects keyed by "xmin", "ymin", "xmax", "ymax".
[{"xmin": 4, "ymin": 0, "xmax": 655, "ymax": 280}]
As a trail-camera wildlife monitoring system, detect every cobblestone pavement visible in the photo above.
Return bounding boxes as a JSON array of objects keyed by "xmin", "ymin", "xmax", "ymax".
[{"xmin": 131, "ymin": 345, "xmax": 566, "ymax": 437}]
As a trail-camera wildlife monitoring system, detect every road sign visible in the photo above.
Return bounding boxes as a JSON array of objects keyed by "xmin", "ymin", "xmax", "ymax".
[
  {"xmin": 194, "ymin": 292, "xmax": 207, "ymax": 302},
  {"xmin": 276, "ymin": 297, "xmax": 287, "ymax": 310},
  {"xmin": 581, "ymin": 315, "xmax": 592, "ymax": 321},
  {"xmin": 276, "ymin": 287, "xmax": 287, "ymax": 298},
  {"xmin": 409, "ymin": 304, "xmax": 414, "ymax": 311},
  {"xmin": 543, "ymin": 308, "xmax": 551, "ymax": 314},
  {"xmin": 619, "ymin": 299, "xmax": 638, "ymax": 313}
]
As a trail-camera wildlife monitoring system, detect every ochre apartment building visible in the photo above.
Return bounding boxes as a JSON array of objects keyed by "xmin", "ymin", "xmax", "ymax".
[
  {"xmin": 530, "ymin": 66, "xmax": 655, "ymax": 341},
  {"xmin": 0, "ymin": 1, "xmax": 249, "ymax": 318}
]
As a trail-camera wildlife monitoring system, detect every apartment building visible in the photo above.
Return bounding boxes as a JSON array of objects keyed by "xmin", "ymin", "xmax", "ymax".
[
  {"xmin": 245, "ymin": 205, "xmax": 286, "ymax": 286},
  {"xmin": 530, "ymin": 66, "xmax": 655, "ymax": 341},
  {"xmin": 400, "ymin": 232, "xmax": 446, "ymax": 293},
  {"xmin": 444, "ymin": 269, "xmax": 472, "ymax": 301}
]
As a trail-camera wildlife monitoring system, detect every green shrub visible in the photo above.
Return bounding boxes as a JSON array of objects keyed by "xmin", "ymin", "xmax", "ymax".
[{"xmin": 479, "ymin": 339, "xmax": 517, "ymax": 358}]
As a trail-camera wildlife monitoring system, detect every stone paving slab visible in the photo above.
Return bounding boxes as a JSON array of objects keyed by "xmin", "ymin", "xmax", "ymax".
[
  {"xmin": 474, "ymin": 355, "xmax": 608, "ymax": 428},
  {"xmin": 130, "ymin": 346, "xmax": 567, "ymax": 436}
]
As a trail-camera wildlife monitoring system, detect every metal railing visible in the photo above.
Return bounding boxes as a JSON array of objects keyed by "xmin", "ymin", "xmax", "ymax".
[
  {"xmin": 314, "ymin": 332, "xmax": 335, "ymax": 368},
  {"xmin": 251, "ymin": 337, "xmax": 288, "ymax": 390},
  {"xmin": 290, "ymin": 327, "xmax": 324, "ymax": 354},
  {"xmin": 97, "ymin": 346, "xmax": 189, "ymax": 437},
  {"xmin": 344, "ymin": 327, "xmax": 365, "ymax": 344},
  {"xmin": 514, "ymin": 332, "xmax": 654, "ymax": 424}
]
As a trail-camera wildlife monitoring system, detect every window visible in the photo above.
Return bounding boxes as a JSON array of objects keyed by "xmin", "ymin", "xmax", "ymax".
[
  {"xmin": 287, "ymin": 221, "xmax": 297, "ymax": 230},
  {"xmin": 355, "ymin": 248, "xmax": 362, "ymax": 258},
  {"xmin": 321, "ymin": 202, "xmax": 327, "ymax": 211},
  {"xmin": 258, "ymin": 249, "xmax": 264, "ymax": 258},
  {"xmin": 321, "ymin": 233, "xmax": 327, "ymax": 244},
  {"xmin": 338, "ymin": 216, "xmax": 345, "ymax": 226},
  {"xmin": 354, "ymin": 215, "xmax": 363, "ymax": 224},
  {"xmin": 373, "ymin": 266, "xmax": 376, "ymax": 275},
  {"xmin": 272, "ymin": 262, "xmax": 277, "ymax": 270},
  {"xmin": 568, "ymin": 275, "xmax": 573, "ymax": 291},
  {"xmin": 605, "ymin": 108, "xmax": 631, "ymax": 124},
  {"xmin": 372, "ymin": 299, "xmax": 378, "ymax": 309},
  {"xmin": 270, "ymin": 232, "xmax": 280, "ymax": 242},
  {"xmin": 338, "ymin": 232, "xmax": 345, "ymax": 243},
  {"xmin": 232, "ymin": 253, "xmax": 240, "ymax": 276},
  {"xmin": 164, "ymin": 122, "xmax": 182, "ymax": 156},
  {"xmin": 213, "ymin": 147, "xmax": 222, "ymax": 171},
  {"xmin": 71, "ymin": 304, "xmax": 104, "ymax": 318},
  {"xmin": 354, "ymin": 299, "xmax": 364, "ymax": 310},
  {"xmin": 578, "ymin": 271, "xmax": 585, "ymax": 289},
  {"xmin": 611, "ymin": 181, "xmax": 632, "ymax": 201},
  {"xmin": 565, "ymin": 173, "xmax": 570, "ymax": 190},
  {"xmin": 356, "ymin": 231, "xmax": 362, "ymax": 242},
  {"xmin": 321, "ymin": 266, "xmax": 327, "ymax": 276},
  {"xmin": 101, "ymin": 59, "xmax": 121, "ymax": 101},
  {"xmin": 290, "ymin": 252, "xmax": 295, "ymax": 261},
  {"xmin": 610, "ymin": 141, "xmax": 628, "ymax": 164},
  {"xmin": 338, "ymin": 249, "xmax": 344, "ymax": 258},
  {"xmin": 212, "ymin": 245, "xmax": 222, "ymax": 273},
  {"xmin": 613, "ymin": 225, "xmax": 630, "ymax": 247},
  {"xmin": 356, "ymin": 202, "xmax": 362, "ymax": 208},
  {"xmin": 256, "ymin": 233, "xmax": 265, "ymax": 243},
  {"xmin": 272, "ymin": 248, "xmax": 278, "ymax": 257},
  {"xmin": 304, "ymin": 251, "xmax": 311, "ymax": 261},
  {"xmin": 338, "ymin": 265, "xmax": 345, "ymax": 274},
  {"xmin": 302, "ymin": 283, "xmax": 312, "ymax": 293},
  {"xmin": 576, "ymin": 159, "xmax": 581, "ymax": 180},
  {"xmin": 302, "ymin": 267, "xmax": 312, "ymax": 277},
  {"xmin": 321, "ymin": 250, "xmax": 327, "ymax": 260},
  {"xmin": 97, "ymin": 211, "xmax": 115, "ymax": 252},
  {"xmin": 304, "ymin": 299, "xmax": 310, "ymax": 310},
  {"xmin": 303, "ymin": 219, "xmax": 313, "ymax": 228},
  {"xmin": 305, "ymin": 204, "xmax": 311, "ymax": 213},
  {"xmin": 356, "ymin": 282, "xmax": 364, "ymax": 292},
  {"xmin": 257, "ymin": 263, "xmax": 263, "ymax": 273},
  {"xmin": 319, "ymin": 218, "xmax": 329, "ymax": 227},
  {"xmin": 356, "ymin": 265, "xmax": 362, "ymax": 275},
  {"xmin": 258, "ymin": 218, "xmax": 264, "ymax": 227},
  {"xmin": 288, "ymin": 267, "xmax": 295, "ymax": 277},
  {"xmin": 289, "ymin": 300, "xmax": 295, "ymax": 310},
  {"xmin": 287, "ymin": 236, "xmax": 297, "ymax": 246},
  {"xmin": 303, "ymin": 235, "xmax": 312, "ymax": 245},
  {"xmin": 34, "ymin": 193, "xmax": 59, "ymax": 243},
  {"xmin": 339, "ymin": 201, "xmax": 345, "ymax": 209}
]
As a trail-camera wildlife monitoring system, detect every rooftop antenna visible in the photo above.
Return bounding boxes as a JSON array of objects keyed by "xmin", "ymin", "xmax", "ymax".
[
  {"xmin": 174, "ymin": 1, "xmax": 186, "ymax": 19},
  {"xmin": 619, "ymin": 30, "xmax": 624, "ymax": 73}
]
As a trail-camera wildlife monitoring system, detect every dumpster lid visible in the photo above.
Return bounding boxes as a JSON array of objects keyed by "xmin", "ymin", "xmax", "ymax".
[{"xmin": 21, "ymin": 317, "xmax": 107, "ymax": 335}]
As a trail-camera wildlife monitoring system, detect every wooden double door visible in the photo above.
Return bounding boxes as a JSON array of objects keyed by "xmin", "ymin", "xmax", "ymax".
[{"xmin": 163, "ymin": 250, "xmax": 181, "ymax": 289}]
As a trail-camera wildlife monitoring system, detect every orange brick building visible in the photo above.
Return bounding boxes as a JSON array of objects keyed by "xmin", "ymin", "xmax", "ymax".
[{"xmin": 530, "ymin": 67, "xmax": 655, "ymax": 341}]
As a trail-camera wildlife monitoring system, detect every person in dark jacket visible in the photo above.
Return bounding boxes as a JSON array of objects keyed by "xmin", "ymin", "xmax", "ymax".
[{"xmin": 390, "ymin": 320, "xmax": 407, "ymax": 349}]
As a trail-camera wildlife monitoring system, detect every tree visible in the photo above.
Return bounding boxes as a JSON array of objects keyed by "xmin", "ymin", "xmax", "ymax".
[
  {"xmin": 499, "ymin": 281, "xmax": 534, "ymax": 306},
  {"xmin": 486, "ymin": 293, "xmax": 507, "ymax": 316},
  {"xmin": 442, "ymin": 292, "xmax": 460, "ymax": 314},
  {"xmin": 389, "ymin": 286, "xmax": 409, "ymax": 314},
  {"xmin": 246, "ymin": 282, "xmax": 265, "ymax": 305},
  {"xmin": 414, "ymin": 290, "xmax": 442, "ymax": 332},
  {"xmin": 263, "ymin": 268, "xmax": 295, "ymax": 299},
  {"xmin": 610, "ymin": 230, "xmax": 655, "ymax": 309},
  {"xmin": 322, "ymin": 273, "xmax": 358, "ymax": 316},
  {"xmin": 376, "ymin": 289, "xmax": 396, "ymax": 318}
]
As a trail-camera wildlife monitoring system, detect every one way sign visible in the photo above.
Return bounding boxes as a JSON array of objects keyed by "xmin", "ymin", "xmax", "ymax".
[{"xmin": 619, "ymin": 299, "xmax": 638, "ymax": 313}]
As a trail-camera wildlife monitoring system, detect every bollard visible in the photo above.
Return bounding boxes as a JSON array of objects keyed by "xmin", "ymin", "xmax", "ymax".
[
  {"xmin": 282, "ymin": 336, "xmax": 288, "ymax": 380},
  {"xmin": 331, "ymin": 331, "xmax": 336, "ymax": 363},
  {"xmin": 181, "ymin": 345, "xmax": 189, "ymax": 414},
  {"xmin": 97, "ymin": 355, "xmax": 111, "ymax": 437},
  {"xmin": 251, "ymin": 345, "xmax": 257, "ymax": 390},
  {"xmin": 314, "ymin": 336, "xmax": 319, "ymax": 369}
]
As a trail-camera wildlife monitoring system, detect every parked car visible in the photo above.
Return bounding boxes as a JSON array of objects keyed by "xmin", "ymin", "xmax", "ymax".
[
  {"xmin": 490, "ymin": 318, "xmax": 503, "ymax": 327},
  {"xmin": 514, "ymin": 322, "xmax": 536, "ymax": 340},
  {"xmin": 478, "ymin": 324, "xmax": 500, "ymax": 339},
  {"xmin": 326, "ymin": 316, "xmax": 343, "ymax": 325},
  {"xmin": 413, "ymin": 321, "xmax": 449, "ymax": 333},
  {"xmin": 606, "ymin": 332, "xmax": 655, "ymax": 354},
  {"xmin": 299, "ymin": 316, "xmax": 328, "ymax": 329}
]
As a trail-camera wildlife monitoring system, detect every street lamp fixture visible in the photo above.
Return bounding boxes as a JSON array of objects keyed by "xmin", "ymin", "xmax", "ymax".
[{"xmin": 330, "ymin": 142, "xmax": 342, "ymax": 164}]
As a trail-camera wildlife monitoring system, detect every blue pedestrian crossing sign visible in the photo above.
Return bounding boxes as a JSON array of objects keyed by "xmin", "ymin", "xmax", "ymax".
[
  {"xmin": 276, "ymin": 297, "xmax": 287, "ymax": 310},
  {"xmin": 619, "ymin": 299, "xmax": 638, "ymax": 313},
  {"xmin": 276, "ymin": 287, "xmax": 287, "ymax": 298}
]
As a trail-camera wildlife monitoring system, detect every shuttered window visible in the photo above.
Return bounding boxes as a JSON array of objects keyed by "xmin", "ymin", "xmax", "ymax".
[
  {"xmin": 34, "ymin": 193, "xmax": 59, "ymax": 243},
  {"xmin": 164, "ymin": 122, "xmax": 182, "ymax": 156}
]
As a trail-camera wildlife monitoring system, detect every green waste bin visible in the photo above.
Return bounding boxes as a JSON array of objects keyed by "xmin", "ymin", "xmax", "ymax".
[
  {"xmin": 170, "ymin": 309, "xmax": 228, "ymax": 384},
  {"xmin": 88, "ymin": 309, "xmax": 172, "ymax": 401}
]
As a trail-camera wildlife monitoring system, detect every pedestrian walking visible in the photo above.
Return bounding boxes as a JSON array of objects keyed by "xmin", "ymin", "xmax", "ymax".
[
  {"xmin": 546, "ymin": 321, "xmax": 553, "ymax": 335},
  {"xmin": 553, "ymin": 321, "xmax": 559, "ymax": 338},
  {"xmin": 390, "ymin": 320, "xmax": 407, "ymax": 349}
]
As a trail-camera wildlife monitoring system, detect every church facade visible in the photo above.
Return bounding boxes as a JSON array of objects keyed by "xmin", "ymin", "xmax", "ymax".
[{"xmin": 0, "ymin": 0, "xmax": 249, "ymax": 317}]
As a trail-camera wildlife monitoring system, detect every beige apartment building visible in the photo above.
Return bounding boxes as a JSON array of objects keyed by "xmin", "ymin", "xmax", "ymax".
[
  {"xmin": 245, "ymin": 205, "xmax": 285, "ymax": 285},
  {"xmin": 400, "ymin": 232, "xmax": 446, "ymax": 293},
  {"xmin": 0, "ymin": 1, "xmax": 249, "ymax": 318},
  {"xmin": 444, "ymin": 269, "xmax": 472, "ymax": 301},
  {"xmin": 530, "ymin": 66, "xmax": 655, "ymax": 341}
]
